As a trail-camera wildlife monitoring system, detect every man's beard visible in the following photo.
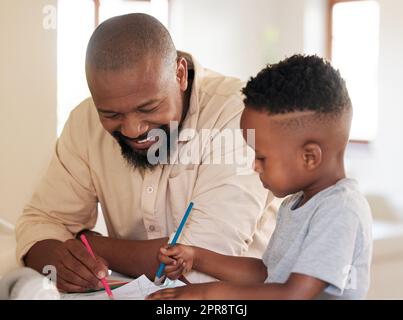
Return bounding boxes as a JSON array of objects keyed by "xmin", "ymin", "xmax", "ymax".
[{"xmin": 112, "ymin": 125, "xmax": 172, "ymax": 170}]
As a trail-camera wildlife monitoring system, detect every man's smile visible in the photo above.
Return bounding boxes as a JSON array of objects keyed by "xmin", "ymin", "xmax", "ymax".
[{"xmin": 125, "ymin": 134, "xmax": 159, "ymax": 151}]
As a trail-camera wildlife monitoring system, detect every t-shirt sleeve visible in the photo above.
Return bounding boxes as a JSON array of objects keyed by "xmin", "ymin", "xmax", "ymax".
[{"xmin": 291, "ymin": 198, "xmax": 362, "ymax": 296}]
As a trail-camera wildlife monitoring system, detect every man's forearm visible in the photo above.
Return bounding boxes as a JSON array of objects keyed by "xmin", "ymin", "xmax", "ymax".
[
  {"xmin": 86, "ymin": 234, "xmax": 169, "ymax": 279},
  {"xmin": 24, "ymin": 239, "xmax": 63, "ymax": 273},
  {"xmin": 25, "ymin": 235, "xmax": 170, "ymax": 280}
]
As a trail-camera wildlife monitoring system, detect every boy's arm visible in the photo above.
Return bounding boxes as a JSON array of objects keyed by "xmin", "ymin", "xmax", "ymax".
[
  {"xmin": 208, "ymin": 273, "xmax": 327, "ymax": 299},
  {"xmin": 148, "ymin": 273, "xmax": 327, "ymax": 300},
  {"xmin": 192, "ymin": 247, "xmax": 267, "ymax": 284}
]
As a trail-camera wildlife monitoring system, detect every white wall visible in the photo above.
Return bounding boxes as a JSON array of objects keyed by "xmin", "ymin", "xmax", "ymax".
[
  {"xmin": 1, "ymin": 0, "xmax": 403, "ymax": 225},
  {"xmin": 0, "ymin": 0, "xmax": 57, "ymax": 225},
  {"xmin": 170, "ymin": 0, "xmax": 309, "ymax": 81},
  {"xmin": 169, "ymin": 0, "xmax": 326, "ymax": 80},
  {"xmin": 345, "ymin": 0, "xmax": 403, "ymax": 221},
  {"xmin": 170, "ymin": 0, "xmax": 403, "ymax": 220},
  {"xmin": 303, "ymin": 0, "xmax": 327, "ymax": 56}
]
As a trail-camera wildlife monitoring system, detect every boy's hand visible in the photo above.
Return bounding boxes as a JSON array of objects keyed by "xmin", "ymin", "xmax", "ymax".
[{"xmin": 158, "ymin": 244, "xmax": 196, "ymax": 280}]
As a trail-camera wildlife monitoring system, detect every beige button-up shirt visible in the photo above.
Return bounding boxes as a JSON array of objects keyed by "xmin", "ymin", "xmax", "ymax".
[{"xmin": 16, "ymin": 54, "xmax": 275, "ymax": 283}]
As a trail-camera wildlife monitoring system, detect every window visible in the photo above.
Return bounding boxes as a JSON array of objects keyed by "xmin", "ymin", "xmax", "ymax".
[
  {"xmin": 57, "ymin": 0, "xmax": 169, "ymax": 135},
  {"xmin": 328, "ymin": 0, "xmax": 380, "ymax": 141}
]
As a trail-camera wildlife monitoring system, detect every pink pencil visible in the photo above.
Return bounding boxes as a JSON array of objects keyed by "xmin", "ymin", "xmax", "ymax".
[{"xmin": 80, "ymin": 234, "xmax": 114, "ymax": 300}]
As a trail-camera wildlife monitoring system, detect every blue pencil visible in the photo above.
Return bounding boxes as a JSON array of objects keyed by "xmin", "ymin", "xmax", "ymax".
[{"xmin": 154, "ymin": 201, "xmax": 194, "ymax": 285}]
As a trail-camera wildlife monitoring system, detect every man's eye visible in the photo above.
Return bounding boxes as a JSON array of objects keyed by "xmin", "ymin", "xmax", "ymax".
[
  {"xmin": 102, "ymin": 113, "xmax": 120, "ymax": 119},
  {"xmin": 138, "ymin": 105, "xmax": 159, "ymax": 113}
]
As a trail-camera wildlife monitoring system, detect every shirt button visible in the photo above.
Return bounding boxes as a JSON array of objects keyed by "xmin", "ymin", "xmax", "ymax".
[
  {"xmin": 149, "ymin": 225, "xmax": 156, "ymax": 232},
  {"xmin": 146, "ymin": 186, "xmax": 154, "ymax": 193}
]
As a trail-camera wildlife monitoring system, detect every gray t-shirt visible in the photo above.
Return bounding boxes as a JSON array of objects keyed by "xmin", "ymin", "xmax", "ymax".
[{"xmin": 262, "ymin": 178, "xmax": 373, "ymax": 299}]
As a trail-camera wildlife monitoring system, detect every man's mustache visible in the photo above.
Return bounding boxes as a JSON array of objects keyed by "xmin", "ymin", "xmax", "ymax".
[
  {"xmin": 113, "ymin": 129, "xmax": 154, "ymax": 142},
  {"xmin": 112, "ymin": 125, "xmax": 169, "ymax": 143}
]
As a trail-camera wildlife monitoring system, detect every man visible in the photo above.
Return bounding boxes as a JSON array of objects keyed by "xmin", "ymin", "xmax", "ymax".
[{"xmin": 16, "ymin": 13, "xmax": 273, "ymax": 293}]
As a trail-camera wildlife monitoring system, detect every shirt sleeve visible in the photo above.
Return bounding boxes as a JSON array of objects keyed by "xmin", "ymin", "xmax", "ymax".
[
  {"xmin": 15, "ymin": 102, "xmax": 98, "ymax": 265},
  {"xmin": 291, "ymin": 198, "xmax": 362, "ymax": 296},
  {"xmin": 175, "ymin": 111, "xmax": 272, "ymax": 283}
]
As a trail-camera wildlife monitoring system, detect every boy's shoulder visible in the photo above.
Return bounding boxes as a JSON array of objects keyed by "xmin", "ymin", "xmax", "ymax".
[
  {"xmin": 315, "ymin": 178, "xmax": 372, "ymax": 221},
  {"xmin": 306, "ymin": 179, "xmax": 372, "ymax": 242},
  {"xmin": 280, "ymin": 178, "xmax": 372, "ymax": 232}
]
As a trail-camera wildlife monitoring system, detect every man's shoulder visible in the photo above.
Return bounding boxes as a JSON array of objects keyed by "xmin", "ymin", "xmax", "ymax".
[
  {"xmin": 196, "ymin": 69, "xmax": 245, "ymax": 130},
  {"xmin": 62, "ymin": 97, "xmax": 109, "ymax": 148},
  {"xmin": 69, "ymin": 97, "xmax": 97, "ymax": 121},
  {"xmin": 200, "ymin": 69, "xmax": 244, "ymax": 97},
  {"xmin": 66, "ymin": 97, "xmax": 103, "ymax": 132},
  {"xmin": 185, "ymin": 51, "xmax": 244, "ymax": 98}
]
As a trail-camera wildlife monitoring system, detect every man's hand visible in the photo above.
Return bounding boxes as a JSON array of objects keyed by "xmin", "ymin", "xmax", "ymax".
[
  {"xmin": 52, "ymin": 239, "xmax": 109, "ymax": 293},
  {"xmin": 26, "ymin": 238, "xmax": 109, "ymax": 293},
  {"xmin": 157, "ymin": 244, "xmax": 196, "ymax": 280}
]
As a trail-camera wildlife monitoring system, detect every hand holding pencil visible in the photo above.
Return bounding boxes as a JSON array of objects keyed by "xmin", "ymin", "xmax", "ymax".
[
  {"xmin": 80, "ymin": 234, "xmax": 114, "ymax": 299},
  {"xmin": 157, "ymin": 244, "xmax": 196, "ymax": 280},
  {"xmin": 154, "ymin": 202, "xmax": 194, "ymax": 285}
]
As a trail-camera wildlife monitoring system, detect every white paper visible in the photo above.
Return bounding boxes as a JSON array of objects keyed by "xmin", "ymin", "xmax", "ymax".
[{"xmin": 61, "ymin": 275, "xmax": 186, "ymax": 300}]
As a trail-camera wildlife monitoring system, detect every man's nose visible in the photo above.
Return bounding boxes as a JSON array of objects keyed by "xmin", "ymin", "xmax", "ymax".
[{"xmin": 120, "ymin": 115, "xmax": 149, "ymax": 139}]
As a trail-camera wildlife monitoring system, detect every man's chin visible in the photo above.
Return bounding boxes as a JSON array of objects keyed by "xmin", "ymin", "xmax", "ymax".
[
  {"xmin": 112, "ymin": 126, "xmax": 171, "ymax": 169},
  {"xmin": 131, "ymin": 147, "xmax": 151, "ymax": 155},
  {"xmin": 121, "ymin": 150, "xmax": 156, "ymax": 170},
  {"xmin": 115, "ymin": 140, "xmax": 155, "ymax": 169}
]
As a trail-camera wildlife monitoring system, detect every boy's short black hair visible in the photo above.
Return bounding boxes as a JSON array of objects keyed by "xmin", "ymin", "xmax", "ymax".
[{"xmin": 242, "ymin": 54, "xmax": 351, "ymax": 115}]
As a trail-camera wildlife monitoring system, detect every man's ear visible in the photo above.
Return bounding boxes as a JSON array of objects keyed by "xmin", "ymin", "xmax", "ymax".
[
  {"xmin": 176, "ymin": 56, "xmax": 188, "ymax": 91},
  {"xmin": 301, "ymin": 142, "xmax": 322, "ymax": 171}
]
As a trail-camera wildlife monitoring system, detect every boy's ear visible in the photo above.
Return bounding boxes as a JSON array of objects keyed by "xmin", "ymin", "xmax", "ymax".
[{"xmin": 301, "ymin": 142, "xmax": 322, "ymax": 171}]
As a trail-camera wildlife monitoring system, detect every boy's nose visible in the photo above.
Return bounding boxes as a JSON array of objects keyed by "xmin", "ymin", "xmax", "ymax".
[{"xmin": 253, "ymin": 160, "xmax": 263, "ymax": 173}]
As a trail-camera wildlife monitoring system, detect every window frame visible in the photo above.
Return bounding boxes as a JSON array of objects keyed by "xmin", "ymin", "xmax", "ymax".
[
  {"xmin": 327, "ymin": 0, "xmax": 369, "ymax": 60},
  {"xmin": 93, "ymin": 0, "xmax": 100, "ymax": 27},
  {"xmin": 327, "ymin": 0, "xmax": 377, "ymax": 144},
  {"xmin": 92, "ymin": 0, "xmax": 154, "ymax": 28}
]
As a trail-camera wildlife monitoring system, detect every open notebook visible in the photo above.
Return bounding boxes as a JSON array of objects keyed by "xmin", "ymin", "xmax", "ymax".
[{"xmin": 61, "ymin": 274, "xmax": 186, "ymax": 300}]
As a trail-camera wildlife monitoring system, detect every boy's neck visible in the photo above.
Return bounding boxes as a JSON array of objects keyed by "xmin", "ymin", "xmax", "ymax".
[{"xmin": 298, "ymin": 165, "xmax": 346, "ymax": 208}]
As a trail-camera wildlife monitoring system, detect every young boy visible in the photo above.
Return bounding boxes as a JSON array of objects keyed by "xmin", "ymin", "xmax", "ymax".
[{"xmin": 147, "ymin": 55, "xmax": 373, "ymax": 300}]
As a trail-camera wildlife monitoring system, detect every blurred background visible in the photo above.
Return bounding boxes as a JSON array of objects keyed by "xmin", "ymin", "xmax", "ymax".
[{"xmin": 1, "ymin": 0, "xmax": 403, "ymax": 298}]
